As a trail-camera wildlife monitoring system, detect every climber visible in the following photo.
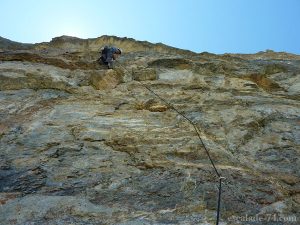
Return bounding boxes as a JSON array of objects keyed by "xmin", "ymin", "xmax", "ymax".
[{"xmin": 100, "ymin": 46, "xmax": 122, "ymax": 69}]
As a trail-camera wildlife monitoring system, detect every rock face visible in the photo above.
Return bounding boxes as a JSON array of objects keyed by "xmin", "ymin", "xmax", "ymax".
[{"xmin": 0, "ymin": 35, "xmax": 299, "ymax": 225}]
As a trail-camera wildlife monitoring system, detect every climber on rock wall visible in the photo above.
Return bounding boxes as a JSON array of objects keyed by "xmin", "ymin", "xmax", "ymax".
[{"xmin": 100, "ymin": 46, "xmax": 122, "ymax": 69}]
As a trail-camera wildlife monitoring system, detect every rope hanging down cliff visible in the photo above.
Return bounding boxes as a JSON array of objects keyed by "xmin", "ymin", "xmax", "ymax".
[{"xmin": 117, "ymin": 63, "xmax": 226, "ymax": 225}]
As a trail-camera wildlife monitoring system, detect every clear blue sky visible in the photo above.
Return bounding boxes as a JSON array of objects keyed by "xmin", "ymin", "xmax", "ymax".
[{"xmin": 1, "ymin": 0, "xmax": 299, "ymax": 54}]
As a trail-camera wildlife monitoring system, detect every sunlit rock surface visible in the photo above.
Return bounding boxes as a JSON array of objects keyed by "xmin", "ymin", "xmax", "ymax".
[{"xmin": 0, "ymin": 35, "xmax": 299, "ymax": 225}]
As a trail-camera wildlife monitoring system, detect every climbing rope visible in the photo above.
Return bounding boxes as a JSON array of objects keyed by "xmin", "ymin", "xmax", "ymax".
[{"xmin": 117, "ymin": 63, "xmax": 225, "ymax": 225}]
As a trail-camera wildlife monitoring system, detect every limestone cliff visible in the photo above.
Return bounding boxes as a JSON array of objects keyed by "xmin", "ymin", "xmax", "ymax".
[{"xmin": 0, "ymin": 35, "xmax": 299, "ymax": 225}]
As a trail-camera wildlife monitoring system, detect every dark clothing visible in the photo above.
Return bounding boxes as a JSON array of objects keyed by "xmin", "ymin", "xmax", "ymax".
[{"xmin": 100, "ymin": 46, "xmax": 120, "ymax": 67}]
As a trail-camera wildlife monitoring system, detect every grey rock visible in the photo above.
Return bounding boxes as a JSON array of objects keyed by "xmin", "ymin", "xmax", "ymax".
[{"xmin": 0, "ymin": 35, "xmax": 299, "ymax": 225}]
